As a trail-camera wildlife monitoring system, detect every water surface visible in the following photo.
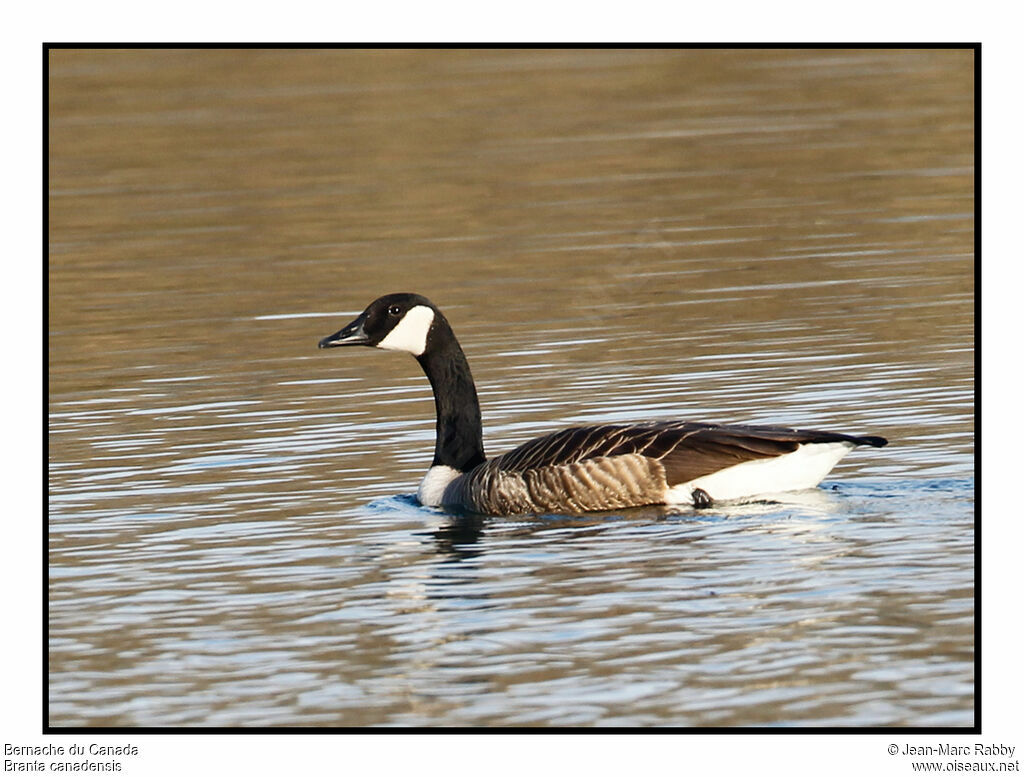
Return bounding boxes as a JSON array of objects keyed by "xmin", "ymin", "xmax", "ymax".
[{"xmin": 48, "ymin": 48, "xmax": 974, "ymax": 727}]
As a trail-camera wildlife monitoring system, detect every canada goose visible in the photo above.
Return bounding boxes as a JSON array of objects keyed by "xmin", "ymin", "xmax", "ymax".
[{"xmin": 318, "ymin": 293, "xmax": 887, "ymax": 515}]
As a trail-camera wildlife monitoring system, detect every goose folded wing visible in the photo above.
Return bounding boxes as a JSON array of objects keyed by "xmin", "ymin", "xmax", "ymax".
[{"xmin": 490, "ymin": 421, "xmax": 876, "ymax": 486}]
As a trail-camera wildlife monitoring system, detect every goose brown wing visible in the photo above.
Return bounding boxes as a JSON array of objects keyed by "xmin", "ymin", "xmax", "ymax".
[{"xmin": 489, "ymin": 421, "xmax": 885, "ymax": 487}]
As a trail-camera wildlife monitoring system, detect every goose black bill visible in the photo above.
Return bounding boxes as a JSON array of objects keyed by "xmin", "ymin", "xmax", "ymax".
[{"xmin": 318, "ymin": 314, "xmax": 370, "ymax": 348}]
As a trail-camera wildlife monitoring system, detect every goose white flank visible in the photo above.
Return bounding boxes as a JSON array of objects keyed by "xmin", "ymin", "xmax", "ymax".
[{"xmin": 318, "ymin": 293, "xmax": 887, "ymax": 515}]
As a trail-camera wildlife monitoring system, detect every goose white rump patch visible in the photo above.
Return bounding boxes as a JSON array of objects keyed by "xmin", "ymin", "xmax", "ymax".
[
  {"xmin": 377, "ymin": 305, "xmax": 435, "ymax": 356},
  {"xmin": 417, "ymin": 464, "xmax": 461, "ymax": 506},
  {"xmin": 665, "ymin": 441, "xmax": 856, "ymax": 503}
]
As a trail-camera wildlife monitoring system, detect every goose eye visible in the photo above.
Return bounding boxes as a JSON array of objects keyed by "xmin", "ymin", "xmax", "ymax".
[{"xmin": 388, "ymin": 305, "xmax": 402, "ymax": 316}]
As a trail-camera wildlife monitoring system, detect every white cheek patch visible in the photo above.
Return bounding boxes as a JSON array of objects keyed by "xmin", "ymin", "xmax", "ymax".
[{"xmin": 377, "ymin": 305, "xmax": 435, "ymax": 355}]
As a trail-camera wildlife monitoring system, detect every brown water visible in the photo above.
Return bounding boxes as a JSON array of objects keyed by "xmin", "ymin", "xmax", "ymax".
[{"xmin": 48, "ymin": 48, "xmax": 974, "ymax": 727}]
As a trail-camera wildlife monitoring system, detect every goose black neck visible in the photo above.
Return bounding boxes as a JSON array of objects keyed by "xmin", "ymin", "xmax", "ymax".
[{"xmin": 415, "ymin": 321, "xmax": 486, "ymax": 473}]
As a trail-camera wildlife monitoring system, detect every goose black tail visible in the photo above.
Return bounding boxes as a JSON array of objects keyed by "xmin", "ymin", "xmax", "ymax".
[{"xmin": 854, "ymin": 435, "xmax": 888, "ymax": 448}]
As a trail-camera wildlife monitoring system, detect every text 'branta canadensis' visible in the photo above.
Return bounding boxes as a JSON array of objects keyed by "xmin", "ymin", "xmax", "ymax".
[{"xmin": 319, "ymin": 293, "xmax": 887, "ymax": 515}]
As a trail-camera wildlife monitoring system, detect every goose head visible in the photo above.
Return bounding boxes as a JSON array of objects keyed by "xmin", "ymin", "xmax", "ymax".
[{"xmin": 318, "ymin": 293, "xmax": 439, "ymax": 356}]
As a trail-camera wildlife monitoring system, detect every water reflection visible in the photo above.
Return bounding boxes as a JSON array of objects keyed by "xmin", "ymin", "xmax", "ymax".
[{"xmin": 425, "ymin": 516, "xmax": 487, "ymax": 561}]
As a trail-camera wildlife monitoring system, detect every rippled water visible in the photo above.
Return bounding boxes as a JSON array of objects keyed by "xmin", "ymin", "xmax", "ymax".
[{"xmin": 48, "ymin": 48, "xmax": 974, "ymax": 727}]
